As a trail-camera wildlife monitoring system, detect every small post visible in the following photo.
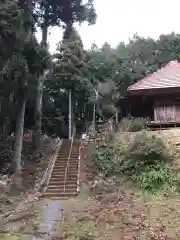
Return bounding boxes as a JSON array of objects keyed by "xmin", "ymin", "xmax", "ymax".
[
  {"xmin": 93, "ymin": 102, "xmax": 96, "ymax": 132},
  {"xmin": 93, "ymin": 88, "xmax": 98, "ymax": 132},
  {"xmin": 69, "ymin": 90, "xmax": 72, "ymax": 139},
  {"xmin": 115, "ymin": 112, "xmax": 118, "ymax": 125}
]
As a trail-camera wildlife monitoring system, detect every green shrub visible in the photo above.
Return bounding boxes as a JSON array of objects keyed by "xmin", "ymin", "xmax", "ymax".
[
  {"xmin": 92, "ymin": 142, "xmax": 114, "ymax": 175},
  {"xmin": 92, "ymin": 138, "xmax": 119, "ymax": 176},
  {"xmin": 119, "ymin": 117, "xmax": 147, "ymax": 132},
  {"xmin": 120, "ymin": 132, "xmax": 170, "ymax": 174},
  {"xmin": 0, "ymin": 136, "xmax": 14, "ymax": 174},
  {"xmin": 120, "ymin": 132, "xmax": 180, "ymax": 192},
  {"xmin": 92, "ymin": 131, "xmax": 180, "ymax": 193},
  {"xmin": 135, "ymin": 163, "xmax": 180, "ymax": 192}
]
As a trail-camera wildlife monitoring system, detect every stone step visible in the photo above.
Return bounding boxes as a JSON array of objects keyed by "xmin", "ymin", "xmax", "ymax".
[
  {"xmin": 51, "ymin": 172, "xmax": 77, "ymax": 176},
  {"xmin": 57, "ymin": 157, "xmax": 78, "ymax": 160},
  {"xmin": 53, "ymin": 166, "xmax": 78, "ymax": 169},
  {"xmin": 59, "ymin": 151, "xmax": 79, "ymax": 153},
  {"xmin": 42, "ymin": 196, "xmax": 71, "ymax": 200},
  {"xmin": 46, "ymin": 188, "xmax": 77, "ymax": 193},
  {"xmin": 49, "ymin": 178, "xmax": 77, "ymax": 183},
  {"xmin": 50, "ymin": 175, "xmax": 78, "ymax": 180},
  {"xmin": 59, "ymin": 150, "xmax": 79, "ymax": 153},
  {"xmin": 54, "ymin": 161, "xmax": 78, "ymax": 165},
  {"xmin": 59, "ymin": 152, "xmax": 78, "ymax": 153},
  {"xmin": 58, "ymin": 152, "xmax": 78, "ymax": 155},
  {"xmin": 51, "ymin": 174, "xmax": 77, "ymax": 181},
  {"xmin": 55, "ymin": 160, "xmax": 78, "ymax": 163},
  {"xmin": 56, "ymin": 160, "xmax": 78, "ymax": 163},
  {"xmin": 47, "ymin": 184, "xmax": 77, "ymax": 189},
  {"xmin": 53, "ymin": 169, "xmax": 77, "ymax": 173},
  {"xmin": 58, "ymin": 154, "xmax": 78, "ymax": 156},
  {"xmin": 48, "ymin": 182, "xmax": 77, "ymax": 187},
  {"xmin": 43, "ymin": 192, "xmax": 77, "ymax": 198},
  {"xmin": 50, "ymin": 173, "xmax": 77, "ymax": 176},
  {"xmin": 43, "ymin": 138, "xmax": 80, "ymax": 199},
  {"xmin": 53, "ymin": 165, "xmax": 78, "ymax": 169},
  {"xmin": 54, "ymin": 164, "xmax": 78, "ymax": 168},
  {"xmin": 52, "ymin": 169, "xmax": 78, "ymax": 173},
  {"xmin": 48, "ymin": 182, "xmax": 77, "ymax": 188},
  {"xmin": 53, "ymin": 171, "xmax": 78, "ymax": 174},
  {"xmin": 53, "ymin": 166, "xmax": 78, "ymax": 170},
  {"xmin": 56, "ymin": 159, "xmax": 78, "ymax": 162},
  {"xmin": 51, "ymin": 171, "xmax": 78, "ymax": 175}
]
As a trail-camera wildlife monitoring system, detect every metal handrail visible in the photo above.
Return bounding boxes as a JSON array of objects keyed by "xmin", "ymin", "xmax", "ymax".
[
  {"xmin": 77, "ymin": 136, "xmax": 81, "ymax": 193},
  {"xmin": 63, "ymin": 127, "xmax": 75, "ymax": 193}
]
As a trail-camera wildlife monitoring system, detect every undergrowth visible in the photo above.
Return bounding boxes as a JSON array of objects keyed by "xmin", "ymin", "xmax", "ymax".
[
  {"xmin": 92, "ymin": 131, "xmax": 180, "ymax": 193},
  {"xmin": 119, "ymin": 117, "xmax": 148, "ymax": 132}
]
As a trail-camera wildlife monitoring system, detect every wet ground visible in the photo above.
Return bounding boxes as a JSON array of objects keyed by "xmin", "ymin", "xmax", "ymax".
[
  {"xmin": 0, "ymin": 199, "xmax": 62, "ymax": 240},
  {"xmin": 34, "ymin": 199, "xmax": 62, "ymax": 239}
]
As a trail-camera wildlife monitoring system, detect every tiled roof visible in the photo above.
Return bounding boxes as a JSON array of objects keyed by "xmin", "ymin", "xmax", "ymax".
[{"xmin": 127, "ymin": 60, "xmax": 180, "ymax": 91}]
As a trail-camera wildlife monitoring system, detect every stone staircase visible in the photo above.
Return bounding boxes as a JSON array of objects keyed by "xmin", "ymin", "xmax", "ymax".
[{"xmin": 43, "ymin": 138, "xmax": 80, "ymax": 199}]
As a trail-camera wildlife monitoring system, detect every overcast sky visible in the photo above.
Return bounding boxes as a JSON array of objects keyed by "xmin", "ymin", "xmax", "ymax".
[{"xmin": 36, "ymin": 0, "xmax": 180, "ymax": 53}]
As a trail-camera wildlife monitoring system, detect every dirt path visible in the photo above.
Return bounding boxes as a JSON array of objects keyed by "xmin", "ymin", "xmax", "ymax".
[
  {"xmin": 33, "ymin": 199, "xmax": 62, "ymax": 239},
  {"xmin": 0, "ymin": 199, "xmax": 63, "ymax": 240}
]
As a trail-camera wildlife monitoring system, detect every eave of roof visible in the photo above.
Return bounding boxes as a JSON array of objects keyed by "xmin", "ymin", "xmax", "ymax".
[{"xmin": 127, "ymin": 60, "xmax": 180, "ymax": 91}]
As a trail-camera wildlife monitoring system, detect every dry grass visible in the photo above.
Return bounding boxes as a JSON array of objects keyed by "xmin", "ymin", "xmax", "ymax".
[
  {"xmin": 115, "ymin": 129, "xmax": 180, "ymax": 151},
  {"xmin": 0, "ymin": 233, "xmax": 32, "ymax": 239},
  {"xmin": 0, "ymin": 196, "xmax": 42, "ymax": 235},
  {"xmin": 53, "ymin": 188, "xmax": 180, "ymax": 240},
  {"xmin": 115, "ymin": 129, "xmax": 180, "ymax": 169}
]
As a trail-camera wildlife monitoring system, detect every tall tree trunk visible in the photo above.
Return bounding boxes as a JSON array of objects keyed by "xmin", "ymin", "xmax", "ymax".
[
  {"xmin": 34, "ymin": 75, "xmax": 44, "ymax": 149},
  {"xmin": 13, "ymin": 97, "xmax": 26, "ymax": 173},
  {"xmin": 12, "ymin": 0, "xmax": 32, "ymax": 173},
  {"xmin": 68, "ymin": 90, "xmax": 72, "ymax": 139},
  {"xmin": 33, "ymin": 7, "xmax": 49, "ymax": 150},
  {"xmin": 42, "ymin": 22, "xmax": 48, "ymax": 47}
]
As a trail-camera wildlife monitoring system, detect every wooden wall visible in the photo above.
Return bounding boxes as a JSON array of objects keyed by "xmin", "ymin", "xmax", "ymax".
[
  {"xmin": 154, "ymin": 98, "xmax": 180, "ymax": 122},
  {"xmin": 127, "ymin": 92, "xmax": 180, "ymax": 123},
  {"xmin": 176, "ymin": 105, "xmax": 180, "ymax": 121}
]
